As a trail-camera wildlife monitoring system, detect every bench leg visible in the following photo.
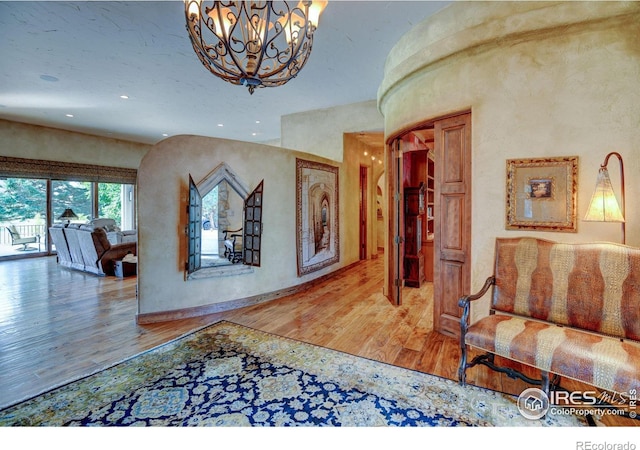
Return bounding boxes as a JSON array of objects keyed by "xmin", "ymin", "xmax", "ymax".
[
  {"xmin": 541, "ymin": 371, "xmax": 550, "ymax": 396},
  {"xmin": 458, "ymin": 344, "xmax": 468, "ymax": 386}
]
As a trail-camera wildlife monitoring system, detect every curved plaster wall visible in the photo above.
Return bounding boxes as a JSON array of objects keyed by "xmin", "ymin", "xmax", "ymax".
[
  {"xmin": 136, "ymin": 135, "xmax": 370, "ymax": 318},
  {"xmin": 379, "ymin": 1, "xmax": 640, "ymax": 321}
]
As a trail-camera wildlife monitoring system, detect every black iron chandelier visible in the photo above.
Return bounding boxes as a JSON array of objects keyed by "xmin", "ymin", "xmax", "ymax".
[{"xmin": 184, "ymin": 1, "xmax": 327, "ymax": 94}]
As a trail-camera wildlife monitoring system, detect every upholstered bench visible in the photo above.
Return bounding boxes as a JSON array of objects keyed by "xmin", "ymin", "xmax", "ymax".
[{"xmin": 458, "ymin": 237, "xmax": 640, "ymax": 397}]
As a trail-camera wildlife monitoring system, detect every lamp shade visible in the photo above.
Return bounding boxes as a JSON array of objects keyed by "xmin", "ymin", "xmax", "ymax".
[
  {"xmin": 583, "ymin": 168, "xmax": 625, "ymax": 222},
  {"xmin": 58, "ymin": 208, "xmax": 78, "ymax": 221}
]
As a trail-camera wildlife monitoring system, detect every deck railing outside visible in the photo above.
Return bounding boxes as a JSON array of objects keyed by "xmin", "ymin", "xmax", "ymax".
[{"xmin": 1, "ymin": 223, "xmax": 46, "ymax": 245}]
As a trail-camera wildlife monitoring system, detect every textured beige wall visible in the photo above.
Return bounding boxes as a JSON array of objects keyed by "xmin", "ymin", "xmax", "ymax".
[
  {"xmin": 0, "ymin": 119, "xmax": 148, "ymax": 167},
  {"xmin": 343, "ymin": 133, "xmax": 386, "ymax": 259},
  {"xmin": 137, "ymin": 135, "xmax": 363, "ymax": 315},
  {"xmin": 281, "ymin": 100, "xmax": 384, "ymax": 162},
  {"xmin": 0, "ymin": 108, "xmax": 381, "ymax": 318},
  {"xmin": 379, "ymin": 1, "xmax": 640, "ymax": 321}
]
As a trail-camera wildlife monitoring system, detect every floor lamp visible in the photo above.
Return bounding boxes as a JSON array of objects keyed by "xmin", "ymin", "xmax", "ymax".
[
  {"xmin": 58, "ymin": 208, "xmax": 78, "ymax": 225},
  {"xmin": 583, "ymin": 152, "xmax": 625, "ymax": 244}
]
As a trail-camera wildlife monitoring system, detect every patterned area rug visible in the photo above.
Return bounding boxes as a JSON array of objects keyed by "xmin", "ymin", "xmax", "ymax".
[{"xmin": 0, "ymin": 321, "xmax": 585, "ymax": 427}]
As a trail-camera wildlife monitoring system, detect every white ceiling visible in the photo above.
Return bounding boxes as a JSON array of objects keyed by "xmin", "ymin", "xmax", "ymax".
[{"xmin": 0, "ymin": 1, "xmax": 451, "ymax": 146}]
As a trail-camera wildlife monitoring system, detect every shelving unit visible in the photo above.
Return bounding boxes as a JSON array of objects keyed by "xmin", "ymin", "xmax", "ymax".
[
  {"xmin": 426, "ymin": 150, "xmax": 435, "ymax": 242},
  {"xmin": 401, "ymin": 135, "xmax": 435, "ymax": 287},
  {"xmin": 404, "ymin": 182, "xmax": 425, "ymax": 288}
]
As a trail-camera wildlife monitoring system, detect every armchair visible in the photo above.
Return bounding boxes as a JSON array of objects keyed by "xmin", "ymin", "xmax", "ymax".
[
  {"xmin": 222, "ymin": 228, "xmax": 243, "ymax": 263},
  {"xmin": 6, "ymin": 226, "xmax": 40, "ymax": 251}
]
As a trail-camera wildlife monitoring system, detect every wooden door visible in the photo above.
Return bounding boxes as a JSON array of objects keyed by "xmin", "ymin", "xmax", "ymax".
[
  {"xmin": 433, "ymin": 113, "xmax": 471, "ymax": 338},
  {"xmin": 386, "ymin": 139, "xmax": 404, "ymax": 305}
]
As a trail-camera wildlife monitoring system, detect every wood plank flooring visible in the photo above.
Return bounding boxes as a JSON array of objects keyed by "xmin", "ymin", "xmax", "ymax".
[{"xmin": 0, "ymin": 254, "xmax": 636, "ymax": 426}]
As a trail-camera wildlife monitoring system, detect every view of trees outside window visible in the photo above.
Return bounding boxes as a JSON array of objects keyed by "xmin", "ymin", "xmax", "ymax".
[
  {"xmin": 0, "ymin": 178, "xmax": 47, "ymax": 225},
  {"xmin": 51, "ymin": 180, "xmax": 92, "ymax": 223},
  {"xmin": 201, "ymin": 185, "xmax": 220, "ymax": 265},
  {"xmin": 98, "ymin": 182, "xmax": 124, "ymax": 228},
  {"xmin": 0, "ymin": 178, "xmax": 47, "ymax": 252},
  {"xmin": 201, "ymin": 184, "xmax": 218, "ymax": 231}
]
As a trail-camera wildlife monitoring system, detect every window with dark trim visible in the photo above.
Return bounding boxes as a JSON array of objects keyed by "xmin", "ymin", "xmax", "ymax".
[{"xmin": 186, "ymin": 167, "xmax": 263, "ymax": 280}]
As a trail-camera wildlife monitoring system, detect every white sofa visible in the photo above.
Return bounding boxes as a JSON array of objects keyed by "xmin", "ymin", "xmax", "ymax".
[
  {"xmin": 49, "ymin": 222, "xmax": 137, "ymax": 276},
  {"xmin": 89, "ymin": 218, "xmax": 137, "ymax": 245}
]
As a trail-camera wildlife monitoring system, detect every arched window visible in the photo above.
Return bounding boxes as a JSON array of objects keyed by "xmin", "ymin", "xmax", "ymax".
[{"xmin": 186, "ymin": 163, "xmax": 263, "ymax": 280}]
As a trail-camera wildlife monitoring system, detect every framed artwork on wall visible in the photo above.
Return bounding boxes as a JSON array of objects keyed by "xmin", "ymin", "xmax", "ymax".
[
  {"xmin": 296, "ymin": 158, "xmax": 339, "ymax": 276},
  {"xmin": 506, "ymin": 156, "xmax": 578, "ymax": 232}
]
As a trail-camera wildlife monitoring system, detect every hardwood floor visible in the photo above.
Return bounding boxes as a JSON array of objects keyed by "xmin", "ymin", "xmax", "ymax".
[{"xmin": 0, "ymin": 254, "xmax": 636, "ymax": 426}]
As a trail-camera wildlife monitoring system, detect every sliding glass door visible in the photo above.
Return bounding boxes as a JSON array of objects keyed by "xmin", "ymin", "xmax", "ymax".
[
  {"xmin": 0, "ymin": 178, "xmax": 135, "ymax": 259},
  {"xmin": 51, "ymin": 180, "xmax": 92, "ymax": 224},
  {"xmin": 98, "ymin": 182, "xmax": 135, "ymax": 230},
  {"xmin": 0, "ymin": 177, "xmax": 48, "ymax": 256}
]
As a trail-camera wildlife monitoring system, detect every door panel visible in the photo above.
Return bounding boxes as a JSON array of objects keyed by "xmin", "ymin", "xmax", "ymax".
[
  {"xmin": 442, "ymin": 195, "xmax": 463, "ymax": 251},
  {"xmin": 243, "ymin": 180, "xmax": 264, "ymax": 267},
  {"xmin": 443, "ymin": 128, "xmax": 464, "ymax": 183},
  {"xmin": 386, "ymin": 139, "xmax": 404, "ymax": 306},
  {"xmin": 186, "ymin": 175, "xmax": 202, "ymax": 275},
  {"xmin": 439, "ymin": 261, "xmax": 464, "ymax": 336},
  {"xmin": 434, "ymin": 113, "xmax": 471, "ymax": 338}
]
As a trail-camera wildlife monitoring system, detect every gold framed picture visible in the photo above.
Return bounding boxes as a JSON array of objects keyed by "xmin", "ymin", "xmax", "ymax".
[{"xmin": 505, "ymin": 156, "xmax": 578, "ymax": 232}]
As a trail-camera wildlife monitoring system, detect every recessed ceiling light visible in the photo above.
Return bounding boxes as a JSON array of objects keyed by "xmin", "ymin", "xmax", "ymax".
[
  {"xmin": 120, "ymin": 95, "xmax": 129, "ymax": 99},
  {"xmin": 65, "ymin": 114, "xmax": 74, "ymax": 118},
  {"xmin": 217, "ymin": 124, "xmax": 224, "ymax": 127},
  {"xmin": 40, "ymin": 74, "xmax": 59, "ymax": 82},
  {"xmin": 252, "ymin": 132, "xmax": 257, "ymax": 136},
  {"xmin": 162, "ymin": 133, "xmax": 169, "ymax": 137},
  {"xmin": 255, "ymin": 120, "xmax": 260, "ymax": 124}
]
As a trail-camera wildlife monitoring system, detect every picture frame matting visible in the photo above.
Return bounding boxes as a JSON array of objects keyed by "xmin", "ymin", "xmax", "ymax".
[{"xmin": 505, "ymin": 156, "xmax": 578, "ymax": 232}]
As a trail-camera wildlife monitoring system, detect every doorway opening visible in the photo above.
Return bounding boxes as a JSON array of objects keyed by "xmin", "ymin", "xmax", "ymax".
[
  {"xmin": 386, "ymin": 112, "xmax": 472, "ymax": 338},
  {"xmin": 345, "ymin": 131, "xmax": 385, "ymax": 261}
]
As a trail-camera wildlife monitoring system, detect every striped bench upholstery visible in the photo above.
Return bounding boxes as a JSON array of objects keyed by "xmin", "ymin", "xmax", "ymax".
[{"xmin": 458, "ymin": 237, "xmax": 640, "ymax": 396}]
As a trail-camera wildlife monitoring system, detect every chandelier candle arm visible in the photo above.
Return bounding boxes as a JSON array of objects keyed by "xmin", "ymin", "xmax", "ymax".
[{"xmin": 185, "ymin": 1, "xmax": 327, "ymax": 94}]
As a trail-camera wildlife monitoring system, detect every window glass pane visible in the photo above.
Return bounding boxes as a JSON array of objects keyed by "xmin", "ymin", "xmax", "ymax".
[
  {"xmin": 0, "ymin": 177, "xmax": 47, "ymax": 256},
  {"xmin": 200, "ymin": 182, "xmax": 244, "ymax": 268},
  {"xmin": 98, "ymin": 182, "xmax": 134, "ymax": 229},
  {"xmin": 52, "ymin": 180, "xmax": 91, "ymax": 224}
]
